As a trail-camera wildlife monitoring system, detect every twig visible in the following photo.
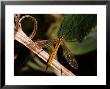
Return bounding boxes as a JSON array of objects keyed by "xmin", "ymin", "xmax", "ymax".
[{"xmin": 14, "ymin": 15, "xmax": 76, "ymax": 76}]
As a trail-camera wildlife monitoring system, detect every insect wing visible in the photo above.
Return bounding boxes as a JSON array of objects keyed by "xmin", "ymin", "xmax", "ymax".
[
  {"xmin": 64, "ymin": 53, "xmax": 78, "ymax": 69},
  {"xmin": 35, "ymin": 40, "xmax": 55, "ymax": 49},
  {"xmin": 62, "ymin": 43, "xmax": 78, "ymax": 69}
]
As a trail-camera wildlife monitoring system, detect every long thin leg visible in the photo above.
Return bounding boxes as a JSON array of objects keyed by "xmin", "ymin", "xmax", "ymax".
[
  {"xmin": 61, "ymin": 68, "xmax": 62, "ymax": 76},
  {"xmin": 45, "ymin": 64, "xmax": 49, "ymax": 72}
]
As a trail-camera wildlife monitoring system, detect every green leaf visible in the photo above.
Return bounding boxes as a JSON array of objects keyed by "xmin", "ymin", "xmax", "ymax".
[
  {"xmin": 58, "ymin": 14, "xmax": 97, "ymax": 42},
  {"xmin": 65, "ymin": 27, "xmax": 97, "ymax": 55}
]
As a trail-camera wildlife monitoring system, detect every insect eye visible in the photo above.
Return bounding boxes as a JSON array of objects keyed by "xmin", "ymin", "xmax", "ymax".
[{"xmin": 60, "ymin": 36, "xmax": 63, "ymax": 39}]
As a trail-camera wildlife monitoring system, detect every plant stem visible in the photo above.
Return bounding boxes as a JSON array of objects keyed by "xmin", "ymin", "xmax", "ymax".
[{"xmin": 14, "ymin": 29, "xmax": 75, "ymax": 76}]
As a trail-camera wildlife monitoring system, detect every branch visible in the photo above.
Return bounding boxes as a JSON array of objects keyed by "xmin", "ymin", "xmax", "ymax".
[
  {"xmin": 15, "ymin": 29, "xmax": 75, "ymax": 76},
  {"xmin": 14, "ymin": 15, "xmax": 76, "ymax": 76}
]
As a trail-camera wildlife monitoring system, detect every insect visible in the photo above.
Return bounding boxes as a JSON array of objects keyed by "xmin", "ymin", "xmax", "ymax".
[
  {"xmin": 45, "ymin": 34, "xmax": 78, "ymax": 71},
  {"xmin": 35, "ymin": 33, "xmax": 78, "ymax": 71}
]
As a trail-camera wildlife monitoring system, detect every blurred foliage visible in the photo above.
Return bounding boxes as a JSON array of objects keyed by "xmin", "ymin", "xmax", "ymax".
[{"xmin": 14, "ymin": 14, "xmax": 97, "ymax": 76}]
